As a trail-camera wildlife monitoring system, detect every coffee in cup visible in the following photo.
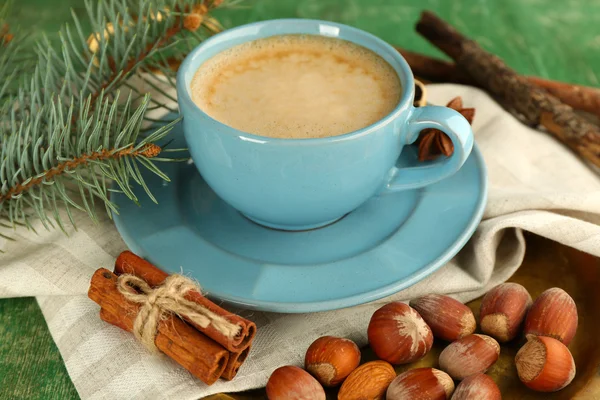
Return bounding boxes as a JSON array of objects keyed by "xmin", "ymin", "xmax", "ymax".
[{"xmin": 190, "ymin": 34, "xmax": 402, "ymax": 139}]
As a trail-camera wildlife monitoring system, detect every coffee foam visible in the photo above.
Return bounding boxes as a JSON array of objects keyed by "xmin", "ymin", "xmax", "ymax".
[{"xmin": 190, "ymin": 34, "xmax": 402, "ymax": 139}]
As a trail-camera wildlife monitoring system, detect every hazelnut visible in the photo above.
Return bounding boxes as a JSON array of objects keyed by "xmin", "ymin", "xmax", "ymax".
[
  {"xmin": 438, "ymin": 334, "xmax": 500, "ymax": 380},
  {"xmin": 479, "ymin": 282, "xmax": 532, "ymax": 342},
  {"xmin": 338, "ymin": 360, "xmax": 396, "ymax": 400},
  {"xmin": 524, "ymin": 287, "xmax": 578, "ymax": 345},
  {"xmin": 304, "ymin": 336, "xmax": 361, "ymax": 386},
  {"xmin": 386, "ymin": 368, "xmax": 454, "ymax": 400},
  {"xmin": 368, "ymin": 302, "xmax": 433, "ymax": 364},
  {"xmin": 410, "ymin": 294, "xmax": 476, "ymax": 342},
  {"xmin": 266, "ymin": 365, "xmax": 325, "ymax": 400},
  {"xmin": 451, "ymin": 374, "xmax": 501, "ymax": 400},
  {"xmin": 516, "ymin": 335, "xmax": 576, "ymax": 392}
]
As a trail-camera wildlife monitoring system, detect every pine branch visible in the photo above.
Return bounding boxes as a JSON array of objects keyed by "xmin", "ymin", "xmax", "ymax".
[
  {"xmin": 0, "ymin": 0, "xmax": 233, "ymax": 242},
  {"xmin": 1, "ymin": 91, "xmax": 179, "ymax": 232},
  {"xmin": 0, "ymin": 143, "xmax": 161, "ymax": 203}
]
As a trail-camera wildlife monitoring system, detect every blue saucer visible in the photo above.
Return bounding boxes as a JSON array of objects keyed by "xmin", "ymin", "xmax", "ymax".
[{"xmin": 113, "ymin": 117, "xmax": 487, "ymax": 313}]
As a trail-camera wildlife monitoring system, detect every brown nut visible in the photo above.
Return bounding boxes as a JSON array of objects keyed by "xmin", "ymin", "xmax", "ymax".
[
  {"xmin": 524, "ymin": 287, "xmax": 578, "ymax": 345},
  {"xmin": 451, "ymin": 374, "xmax": 501, "ymax": 400},
  {"xmin": 386, "ymin": 368, "xmax": 454, "ymax": 400},
  {"xmin": 266, "ymin": 365, "xmax": 325, "ymax": 400},
  {"xmin": 368, "ymin": 302, "xmax": 433, "ymax": 364},
  {"xmin": 338, "ymin": 360, "xmax": 396, "ymax": 400},
  {"xmin": 479, "ymin": 282, "xmax": 532, "ymax": 342},
  {"xmin": 438, "ymin": 334, "xmax": 500, "ymax": 380},
  {"xmin": 305, "ymin": 336, "xmax": 361, "ymax": 387},
  {"xmin": 515, "ymin": 335, "xmax": 576, "ymax": 392},
  {"xmin": 410, "ymin": 294, "xmax": 476, "ymax": 342}
]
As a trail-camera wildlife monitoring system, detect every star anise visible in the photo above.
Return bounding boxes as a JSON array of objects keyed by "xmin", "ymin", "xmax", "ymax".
[{"xmin": 417, "ymin": 97, "xmax": 475, "ymax": 161}]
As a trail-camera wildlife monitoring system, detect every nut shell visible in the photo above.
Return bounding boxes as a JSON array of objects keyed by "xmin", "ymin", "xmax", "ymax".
[
  {"xmin": 368, "ymin": 302, "xmax": 434, "ymax": 364},
  {"xmin": 438, "ymin": 334, "xmax": 500, "ymax": 380},
  {"xmin": 266, "ymin": 366, "xmax": 325, "ymax": 400},
  {"xmin": 451, "ymin": 374, "xmax": 501, "ymax": 400},
  {"xmin": 386, "ymin": 368, "xmax": 454, "ymax": 400},
  {"xmin": 338, "ymin": 360, "xmax": 396, "ymax": 400},
  {"xmin": 524, "ymin": 287, "xmax": 578, "ymax": 345},
  {"xmin": 515, "ymin": 335, "xmax": 576, "ymax": 392},
  {"xmin": 304, "ymin": 336, "xmax": 361, "ymax": 386},
  {"xmin": 480, "ymin": 282, "xmax": 532, "ymax": 342},
  {"xmin": 410, "ymin": 294, "xmax": 476, "ymax": 342}
]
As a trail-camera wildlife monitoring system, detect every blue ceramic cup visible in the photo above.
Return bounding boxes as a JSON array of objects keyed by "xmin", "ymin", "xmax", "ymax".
[{"xmin": 177, "ymin": 19, "xmax": 474, "ymax": 231}]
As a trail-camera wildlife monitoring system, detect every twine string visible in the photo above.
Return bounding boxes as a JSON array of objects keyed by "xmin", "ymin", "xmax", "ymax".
[{"xmin": 116, "ymin": 274, "xmax": 241, "ymax": 352}]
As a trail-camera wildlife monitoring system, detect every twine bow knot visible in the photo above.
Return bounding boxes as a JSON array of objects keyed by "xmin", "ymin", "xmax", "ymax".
[{"xmin": 116, "ymin": 274, "xmax": 240, "ymax": 352}]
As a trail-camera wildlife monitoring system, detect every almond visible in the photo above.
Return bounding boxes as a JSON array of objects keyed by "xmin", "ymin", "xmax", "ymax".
[
  {"xmin": 438, "ymin": 334, "xmax": 500, "ymax": 380},
  {"xmin": 338, "ymin": 360, "xmax": 396, "ymax": 400},
  {"xmin": 410, "ymin": 294, "xmax": 476, "ymax": 342}
]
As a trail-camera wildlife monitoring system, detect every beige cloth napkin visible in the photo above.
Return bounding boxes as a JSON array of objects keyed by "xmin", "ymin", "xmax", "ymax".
[{"xmin": 1, "ymin": 84, "xmax": 600, "ymax": 399}]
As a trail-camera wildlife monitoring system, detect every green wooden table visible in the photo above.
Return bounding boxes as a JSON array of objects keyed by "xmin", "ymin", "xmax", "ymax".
[{"xmin": 2, "ymin": 0, "xmax": 599, "ymax": 398}]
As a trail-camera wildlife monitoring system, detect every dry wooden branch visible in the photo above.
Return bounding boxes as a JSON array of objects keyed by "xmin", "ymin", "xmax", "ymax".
[
  {"xmin": 395, "ymin": 47, "xmax": 600, "ymax": 118},
  {"xmin": 416, "ymin": 11, "xmax": 600, "ymax": 168}
]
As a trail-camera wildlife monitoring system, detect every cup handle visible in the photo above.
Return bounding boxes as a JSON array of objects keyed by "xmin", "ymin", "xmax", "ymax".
[{"xmin": 380, "ymin": 105, "xmax": 474, "ymax": 193}]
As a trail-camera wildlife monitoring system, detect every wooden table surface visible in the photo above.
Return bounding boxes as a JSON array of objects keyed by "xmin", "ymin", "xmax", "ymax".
[{"xmin": 1, "ymin": 0, "xmax": 599, "ymax": 398}]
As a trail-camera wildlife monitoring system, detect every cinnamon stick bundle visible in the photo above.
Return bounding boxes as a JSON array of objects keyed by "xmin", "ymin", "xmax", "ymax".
[
  {"xmin": 415, "ymin": 11, "xmax": 600, "ymax": 168},
  {"xmin": 89, "ymin": 269, "xmax": 229, "ymax": 385},
  {"xmin": 396, "ymin": 47, "xmax": 600, "ymax": 118},
  {"xmin": 115, "ymin": 251, "xmax": 256, "ymax": 353}
]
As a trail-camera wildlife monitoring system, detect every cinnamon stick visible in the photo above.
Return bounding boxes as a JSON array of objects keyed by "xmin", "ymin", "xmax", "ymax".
[
  {"xmin": 99, "ymin": 308, "xmax": 130, "ymax": 331},
  {"xmin": 395, "ymin": 47, "xmax": 600, "ymax": 118},
  {"xmin": 221, "ymin": 345, "xmax": 252, "ymax": 381},
  {"xmin": 89, "ymin": 269, "xmax": 229, "ymax": 385},
  {"xmin": 416, "ymin": 11, "xmax": 600, "ymax": 168},
  {"xmin": 114, "ymin": 251, "xmax": 256, "ymax": 352}
]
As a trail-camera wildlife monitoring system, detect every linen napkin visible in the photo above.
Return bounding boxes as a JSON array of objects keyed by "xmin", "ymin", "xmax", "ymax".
[{"xmin": 1, "ymin": 84, "xmax": 599, "ymax": 400}]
